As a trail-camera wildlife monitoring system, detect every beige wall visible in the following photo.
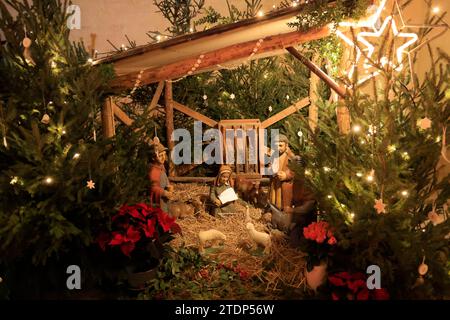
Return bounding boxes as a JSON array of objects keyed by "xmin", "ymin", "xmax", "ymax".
[{"xmin": 68, "ymin": 0, "xmax": 279, "ymax": 55}]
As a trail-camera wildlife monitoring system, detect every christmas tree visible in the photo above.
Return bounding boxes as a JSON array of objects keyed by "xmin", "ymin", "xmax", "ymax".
[
  {"xmin": 287, "ymin": 2, "xmax": 450, "ymax": 298},
  {"xmin": 0, "ymin": 0, "xmax": 154, "ymax": 298}
]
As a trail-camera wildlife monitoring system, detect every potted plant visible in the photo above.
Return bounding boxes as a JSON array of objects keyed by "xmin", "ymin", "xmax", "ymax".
[
  {"xmin": 97, "ymin": 203, "xmax": 181, "ymax": 289},
  {"xmin": 300, "ymin": 220, "xmax": 337, "ymax": 291}
]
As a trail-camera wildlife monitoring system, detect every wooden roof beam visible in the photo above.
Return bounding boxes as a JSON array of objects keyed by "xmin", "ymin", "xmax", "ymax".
[
  {"xmin": 261, "ymin": 97, "xmax": 310, "ymax": 128},
  {"xmin": 110, "ymin": 27, "xmax": 331, "ymax": 90},
  {"xmin": 286, "ymin": 47, "xmax": 347, "ymax": 98}
]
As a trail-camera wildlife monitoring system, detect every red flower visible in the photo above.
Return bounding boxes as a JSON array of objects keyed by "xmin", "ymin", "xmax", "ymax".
[
  {"xmin": 142, "ymin": 218, "xmax": 156, "ymax": 238},
  {"xmin": 328, "ymin": 236, "xmax": 337, "ymax": 245},
  {"xmin": 156, "ymin": 209, "xmax": 176, "ymax": 232},
  {"xmin": 373, "ymin": 288, "xmax": 390, "ymax": 300},
  {"xmin": 332, "ymin": 292, "xmax": 340, "ymax": 300},
  {"xmin": 356, "ymin": 288, "xmax": 369, "ymax": 300},
  {"xmin": 328, "ymin": 275, "xmax": 346, "ymax": 286},
  {"xmin": 126, "ymin": 226, "xmax": 141, "ymax": 243},
  {"xmin": 120, "ymin": 242, "xmax": 135, "ymax": 257},
  {"xmin": 99, "ymin": 203, "xmax": 182, "ymax": 259},
  {"xmin": 348, "ymin": 279, "xmax": 366, "ymax": 293}
]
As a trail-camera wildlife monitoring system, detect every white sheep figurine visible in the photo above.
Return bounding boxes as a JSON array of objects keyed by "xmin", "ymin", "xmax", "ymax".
[
  {"xmin": 246, "ymin": 222, "xmax": 271, "ymax": 254},
  {"xmin": 198, "ymin": 229, "xmax": 226, "ymax": 253}
]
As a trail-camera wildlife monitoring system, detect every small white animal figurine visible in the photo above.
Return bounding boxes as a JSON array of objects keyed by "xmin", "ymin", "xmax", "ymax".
[
  {"xmin": 198, "ymin": 229, "xmax": 226, "ymax": 253},
  {"xmin": 246, "ymin": 222, "xmax": 271, "ymax": 254}
]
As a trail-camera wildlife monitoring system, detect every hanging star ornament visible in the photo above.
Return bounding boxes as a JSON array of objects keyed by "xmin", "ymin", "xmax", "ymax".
[
  {"xmin": 416, "ymin": 117, "xmax": 432, "ymax": 130},
  {"xmin": 334, "ymin": 0, "xmax": 418, "ymax": 86},
  {"xmin": 86, "ymin": 179, "xmax": 95, "ymax": 189},
  {"xmin": 357, "ymin": 15, "xmax": 418, "ymax": 73},
  {"xmin": 374, "ymin": 198, "xmax": 386, "ymax": 214}
]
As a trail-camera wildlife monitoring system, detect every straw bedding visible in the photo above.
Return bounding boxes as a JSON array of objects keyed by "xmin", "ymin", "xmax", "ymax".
[{"xmin": 170, "ymin": 183, "xmax": 307, "ymax": 294}]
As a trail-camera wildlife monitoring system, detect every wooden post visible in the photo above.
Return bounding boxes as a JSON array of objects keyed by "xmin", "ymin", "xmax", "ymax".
[
  {"xmin": 308, "ymin": 54, "xmax": 320, "ymax": 132},
  {"xmin": 102, "ymin": 96, "xmax": 115, "ymax": 138},
  {"xmin": 165, "ymin": 80, "xmax": 175, "ymax": 177}
]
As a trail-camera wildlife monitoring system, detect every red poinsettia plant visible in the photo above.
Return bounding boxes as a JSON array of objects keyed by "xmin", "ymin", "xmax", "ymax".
[
  {"xmin": 301, "ymin": 220, "xmax": 337, "ymax": 271},
  {"xmin": 97, "ymin": 203, "xmax": 181, "ymax": 272},
  {"xmin": 328, "ymin": 272, "xmax": 390, "ymax": 300}
]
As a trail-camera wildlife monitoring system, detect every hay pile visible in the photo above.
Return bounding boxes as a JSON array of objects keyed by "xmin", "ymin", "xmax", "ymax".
[{"xmin": 170, "ymin": 183, "xmax": 307, "ymax": 295}]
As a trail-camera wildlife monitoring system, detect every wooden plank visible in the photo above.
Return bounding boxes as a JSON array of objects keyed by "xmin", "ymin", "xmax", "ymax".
[
  {"xmin": 101, "ymin": 97, "xmax": 115, "ymax": 138},
  {"xmin": 261, "ymin": 97, "xmax": 310, "ymax": 128},
  {"xmin": 110, "ymin": 27, "xmax": 330, "ymax": 89},
  {"xmin": 148, "ymin": 81, "xmax": 165, "ymax": 111},
  {"xmin": 172, "ymin": 101, "xmax": 218, "ymax": 127},
  {"xmin": 286, "ymin": 47, "xmax": 347, "ymax": 98},
  {"xmin": 113, "ymin": 103, "xmax": 134, "ymax": 126},
  {"xmin": 165, "ymin": 80, "xmax": 175, "ymax": 177}
]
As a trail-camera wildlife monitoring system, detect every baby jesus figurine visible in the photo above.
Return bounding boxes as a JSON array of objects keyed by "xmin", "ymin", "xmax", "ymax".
[{"xmin": 209, "ymin": 165, "xmax": 238, "ymax": 217}]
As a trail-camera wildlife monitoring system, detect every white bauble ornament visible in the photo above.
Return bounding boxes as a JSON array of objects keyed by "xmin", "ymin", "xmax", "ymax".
[{"xmin": 41, "ymin": 114, "xmax": 50, "ymax": 124}]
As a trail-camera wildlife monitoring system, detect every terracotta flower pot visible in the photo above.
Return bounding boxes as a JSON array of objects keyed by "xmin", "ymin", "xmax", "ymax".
[
  {"xmin": 305, "ymin": 261, "xmax": 327, "ymax": 292},
  {"xmin": 127, "ymin": 267, "xmax": 158, "ymax": 289}
]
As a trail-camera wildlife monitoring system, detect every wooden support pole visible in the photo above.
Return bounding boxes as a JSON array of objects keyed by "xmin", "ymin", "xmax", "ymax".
[
  {"xmin": 165, "ymin": 80, "xmax": 175, "ymax": 177},
  {"xmin": 286, "ymin": 47, "xmax": 347, "ymax": 99},
  {"xmin": 148, "ymin": 81, "xmax": 165, "ymax": 111},
  {"xmin": 172, "ymin": 101, "xmax": 218, "ymax": 127},
  {"xmin": 102, "ymin": 96, "xmax": 115, "ymax": 138},
  {"xmin": 261, "ymin": 97, "xmax": 310, "ymax": 128}
]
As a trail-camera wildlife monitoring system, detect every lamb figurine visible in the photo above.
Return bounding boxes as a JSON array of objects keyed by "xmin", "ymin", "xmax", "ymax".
[
  {"xmin": 198, "ymin": 229, "xmax": 226, "ymax": 253},
  {"xmin": 246, "ymin": 222, "xmax": 271, "ymax": 254}
]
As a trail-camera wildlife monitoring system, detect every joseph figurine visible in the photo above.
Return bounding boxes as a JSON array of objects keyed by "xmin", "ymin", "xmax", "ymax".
[
  {"xmin": 269, "ymin": 134, "xmax": 296, "ymax": 211},
  {"xmin": 148, "ymin": 137, "xmax": 173, "ymax": 212}
]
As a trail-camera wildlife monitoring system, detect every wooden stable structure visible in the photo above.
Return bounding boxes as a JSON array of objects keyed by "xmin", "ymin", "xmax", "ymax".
[{"xmin": 95, "ymin": 1, "xmax": 351, "ymax": 179}]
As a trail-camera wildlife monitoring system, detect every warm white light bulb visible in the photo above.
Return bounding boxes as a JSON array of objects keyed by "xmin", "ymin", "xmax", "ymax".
[
  {"xmin": 258, "ymin": 10, "xmax": 264, "ymax": 17},
  {"xmin": 45, "ymin": 177, "xmax": 53, "ymax": 184},
  {"xmin": 352, "ymin": 124, "xmax": 362, "ymax": 133},
  {"xmin": 366, "ymin": 175, "xmax": 374, "ymax": 182},
  {"xmin": 156, "ymin": 35, "xmax": 161, "ymax": 41},
  {"xmin": 323, "ymin": 166, "xmax": 331, "ymax": 172},
  {"xmin": 401, "ymin": 190, "xmax": 409, "ymax": 197},
  {"xmin": 73, "ymin": 153, "xmax": 80, "ymax": 159},
  {"xmin": 350, "ymin": 213, "xmax": 355, "ymax": 218},
  {"xmin": 87, "ymin": 58, "xmax": 93, "ymax": 64},
  {"xmin": 327, "ymin": 195, "xmax": 332, "ymax": 199},
  {"xmin": 432, "ymin": 7, "xmax": 440, "ymax": 14},
  {"xmin": 356, "ymin": 172, "xmax": 363, "ymax": 177}
]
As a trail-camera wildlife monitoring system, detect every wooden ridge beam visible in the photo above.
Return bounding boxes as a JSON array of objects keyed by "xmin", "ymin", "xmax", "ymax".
[
  {"xmin": 172, "ymin": 101, "xmax": 218, "ymax": 127},
  {"xmin": 111, "ymin": 27, "xmax": 330, "ymax": 89},
  {"xmin": 261, "ymin": 97, "xmax": 310, "ymax": 128}
]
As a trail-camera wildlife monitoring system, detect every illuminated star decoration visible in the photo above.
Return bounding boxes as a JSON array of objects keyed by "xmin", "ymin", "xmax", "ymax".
[
  {"xmin": 374, "ymin": 198, "xmax": 386, "ymax": 214},
  {"xmin": 335, "ymin": 0, "xmax": 418, "ymax": 85},
  {"xmin": 86, "ymin": 179, "xmax": 95, "ymax": 189},
  {"xmin": 416, "ymin": 117, "xmax": 432, "ymax": 130},
  {"xmin": 356, "ymin": 15, "xmax": 418, "ymax": 82},
  {"xmin": 335, "ymin": 0, "xmax": 387, "ymax": 83}
]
